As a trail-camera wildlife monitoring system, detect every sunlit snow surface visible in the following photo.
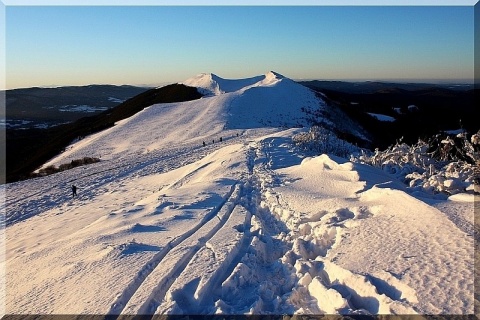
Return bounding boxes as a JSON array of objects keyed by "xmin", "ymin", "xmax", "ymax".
[{"xmin": 3, "ymin": 72, "xmax": 476, "ymax": 315}]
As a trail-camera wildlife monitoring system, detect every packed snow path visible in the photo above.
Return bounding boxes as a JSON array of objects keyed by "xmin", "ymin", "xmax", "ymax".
[{"xmin": 3, "ymin": 130, "xmax": 474, "ymax": 315}]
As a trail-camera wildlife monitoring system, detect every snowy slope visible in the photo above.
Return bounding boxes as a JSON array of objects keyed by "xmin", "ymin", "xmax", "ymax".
[
  {"xmin": 3, "ymin": 72, "xmax": 476, "ymax": 316},
  {"xmin": 39, "ymin": 71, "xmax": 326, "ymax": 169}
]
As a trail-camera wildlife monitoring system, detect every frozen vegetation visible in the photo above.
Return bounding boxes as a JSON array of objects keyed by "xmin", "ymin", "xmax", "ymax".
[
  {"xmin": 294, "ymin": 125, "xmax": 479, "ymax": 198},
  {"xmin": 2, "ymin": 72, "xmax": 477, "ymax": 316},
  {"xmin": 352, "ymin": 131, "xmax": 480, "ymax": 198}
]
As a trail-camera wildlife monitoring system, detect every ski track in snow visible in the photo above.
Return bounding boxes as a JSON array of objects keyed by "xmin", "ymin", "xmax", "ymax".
[
  {"xmin": 110, "ymin": 183, "xmax": 240, "ymax": 316},
  {"xmin": 4, "ymin": 72, "xmax": 475, "ymax": 315}
]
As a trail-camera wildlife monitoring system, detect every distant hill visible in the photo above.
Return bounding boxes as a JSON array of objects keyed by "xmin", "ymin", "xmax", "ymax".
[
  {"xmin": 3, "ymin": 85, "xmax": 150, "ymax": 129},
  {"xmin": 299, "ymin": 80, "xmax": 474, "ymax": 94},
  {"xmin": 301, "ymin": 81, "xmax": 478, "ymax": 149}
]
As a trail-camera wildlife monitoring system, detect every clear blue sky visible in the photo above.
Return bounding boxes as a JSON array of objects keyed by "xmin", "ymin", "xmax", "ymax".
[{"xmin": 5, "ymin": 5, "xmax": 475, "ymax": 89}]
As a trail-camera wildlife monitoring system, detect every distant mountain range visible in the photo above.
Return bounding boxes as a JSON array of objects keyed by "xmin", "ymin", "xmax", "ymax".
[
  {"xmin": 300, "ymin": 80, "xmax": 477, "ymax": 148},
  {"xmin": 298, "ymin": 80, "xmax": 474, "ymax": 94},
  {"xmin": 3, "ymin": 85, "xmax": 150, "ymax": 130}
]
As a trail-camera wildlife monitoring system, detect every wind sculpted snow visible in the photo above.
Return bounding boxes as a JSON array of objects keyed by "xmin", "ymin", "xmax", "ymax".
[{"xmin": 3, "ymin": 72, "xmax": 475, "ymax": 315}]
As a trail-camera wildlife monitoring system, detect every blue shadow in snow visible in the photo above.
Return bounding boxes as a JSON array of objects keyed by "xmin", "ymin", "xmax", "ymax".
[
  {"xmin": 180, "ymin": 178, "xmax": 238, "ymax": 211},
  {"xmin": 261, "ymin": 137, "xmax": 305, "ymax": 170},
  {"xmin": 351, "ymin": 161, "xmax": 408, "ymax": 194},
  {"xmin": 365, "ymin": 274, "xmax": 402, "ymax": 301},
  {"xmin": 172, "ymin": 212, "xmax": 195, "ymax": 220},
  {"xmin": 120, "ymin": 243, "xmax": 162, "ymax": 255},
  {"xmin": 131, "ymin": 223, "xmax": 166, "ymax": 233}
]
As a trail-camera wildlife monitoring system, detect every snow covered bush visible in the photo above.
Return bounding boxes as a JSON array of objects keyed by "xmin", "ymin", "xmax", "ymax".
[
  {"xmin": 293, "ymin": 126, "xmax": 479, "ymax": 196},
  {"xmin": 352, "ymin": 130, "xmax": 480, "ymax": 196},
  {"xmin": 293, "ymin": 125, "xmax": 361, "ymax": 159},
  {"xmin": 353, "ymin": 139, "xmax": 435, "ymax": 178},
  {"xmin": 429, "ymin": 131, "xmax": 480, "ymax": 165}
]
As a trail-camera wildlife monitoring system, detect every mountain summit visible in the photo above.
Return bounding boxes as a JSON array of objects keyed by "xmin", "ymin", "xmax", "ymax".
[
  {"xmin": 181, "ymin": 71, "xmax": 285, "ymax": 96},
  {"xmin": 40, "ymin": 72, "xmax": 335, "ymax": 167},
  {"xmin": 181, "ymin": 71, "xmax": 327, "ymax": 130}
]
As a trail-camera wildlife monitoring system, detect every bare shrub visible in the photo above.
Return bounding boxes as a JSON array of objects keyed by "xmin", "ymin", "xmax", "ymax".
[{"xmin": 33, "ymin": 157, "xmax": 101, "ymax": 178}]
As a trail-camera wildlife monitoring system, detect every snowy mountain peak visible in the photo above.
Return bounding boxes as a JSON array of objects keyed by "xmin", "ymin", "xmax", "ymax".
[
  {"xmin": 265, "ymin": 70, "xmax": 285, "ymax": 80},
  {"xmin": 181, "ymin": 71, "xmax": 288, "ymax": 96},
  {"xmin": 40, "ymin": 70, "xmax": 368, "ymax": 167}
]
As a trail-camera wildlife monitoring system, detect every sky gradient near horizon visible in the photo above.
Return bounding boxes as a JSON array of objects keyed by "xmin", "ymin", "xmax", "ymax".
[{"xmin": 5, "ymin": 5, "xmax": 475, "ymax": 89}]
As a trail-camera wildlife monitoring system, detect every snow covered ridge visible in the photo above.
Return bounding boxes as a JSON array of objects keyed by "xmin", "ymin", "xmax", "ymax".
[
  {"xmin": 38, "ymin": 71, "xmax": 332, "ymax": 169},
  {"xmin": 181, "ymin": 71, "xmax": 286, "ymax": 96}
]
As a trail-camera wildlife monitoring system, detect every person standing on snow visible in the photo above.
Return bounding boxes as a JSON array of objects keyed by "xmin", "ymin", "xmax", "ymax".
[{"xmin": 72, "ymin": 185, "xmax": 77, "ymax": 198}]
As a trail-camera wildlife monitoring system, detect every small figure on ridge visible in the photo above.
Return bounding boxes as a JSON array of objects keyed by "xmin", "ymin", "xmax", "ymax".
[{"xmin": 72, "ymin": 185, "xmax": 77, "ymax": 198}]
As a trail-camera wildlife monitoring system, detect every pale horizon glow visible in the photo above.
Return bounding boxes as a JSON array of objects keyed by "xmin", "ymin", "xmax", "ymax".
[{"xmin": 4, "ymin": 5, "xmax": 476, "ymax": 89}]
